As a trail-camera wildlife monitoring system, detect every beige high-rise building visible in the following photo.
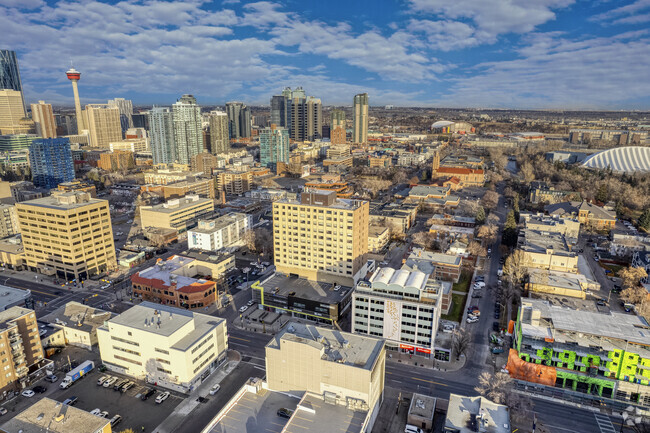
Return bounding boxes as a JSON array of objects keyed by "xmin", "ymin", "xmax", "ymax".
[
  {"xmin": 209, "ymin": 110, "xmax": 230, "ymax": 155},
  {"xmin": 353, "ymin": 93, "xmax": 369, "ymax": 145},
  {"xmin": 330, "ymin": 109, "xmax": 346, "ymax": 145},
  {"xmin": 0, "ymin": 307, "xmax": 45, "ymax": 393},
  {"xmin": 266, "ymin": 322, "xmax": 385, "ymax": 420},
  {"xmin": 0, "ymin": 90, "xmax": 27, "ymax": 135},
  {"xmin": 30, "ymin": 100, "xmax": 57, "ymax": 138},
  {"xmin": 272, "ymin": 190, "xmax": 369, "ymax": 286},
  {"xmin": 216, "ymin": 169, "xmax": 253, "ymax": 195},
  {"xmin": 84, "ymin": 104, "xmax": 122, "ymax": 148},
  {"xmin": 16, "ymin": 192, "xmax": 116, "ymax": 280}
]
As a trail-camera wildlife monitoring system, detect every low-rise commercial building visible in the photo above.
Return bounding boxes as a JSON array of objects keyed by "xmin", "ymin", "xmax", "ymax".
[
  {"xmin": 352, "ymin": 267, "xmax": 443, "ymax": 359},
  {"xmin": 518, "ymin": 229, "xmax": 579, "ymax": 273},
  {"xmin": 444, "ymin": 394, "xmax": 510, "ymax": 433},
  {"xmin": 525, "ymin": 268, "xmax": 598, "ymax": 299},
  {"xmin": 403, "ymin": 248, "xmax": 463, "ymax": 283},
  {"xmin": 140, "ymin": 195, "xmax": 214, "ymax": 232},
  {"xmin": 0, "ymin": 397, "xmax": 111, "ymax": 433},
  {"xmin": 40, "ymin": 302, "xmax": 114, "ymax": 350},
  {"xmin": 0, "ymin": 235, "xmax": 25, "ymax": 270},
  {"xmin": 266, "ymin": 322, "xmax": 385, "ymax": 431},
  {"xmin": 405, "ymin": 185, "xmax": 460, "ymax": 208},
  {"xmin": 97, "ymin": 302, "xmax": 228, "ymax": 393},
  {"xmin": 432, "ymin": 166, "xmax": 485, "ymax": 188},
  {"xmin": 131, "ymin": 253, "xmax": 233, "ymax": 309},
  {"xmin": 163, "ymin": 177, "xmax": 215, "ymax": 200},
  {"xmin": 369, "ymin": 202, "xmax": 418, "ymax": 234},
  {"xmin": 187, "ymin": 212, "xmax": 252, "ymax": 252},
  {"xmin": 520, "ymin": 213, "xmax": 580, "ymax": 241},
  {"xmin": 56, "ymin": 180, "xmax": 97, "ymax": 198}
]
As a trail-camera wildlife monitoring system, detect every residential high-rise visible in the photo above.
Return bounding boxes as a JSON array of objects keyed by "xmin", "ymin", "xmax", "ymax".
[
  {"xmin": 288, "ymin": 88, "xmax": 322, "ymax": 142},
  {"xmin": 16, "ymin": 191, "xmax": 116, "ymax": 280},
  {"xmin": 84, "ymin": 104, "xmax": 122, "ymax": 148},
  {"xmin": 270, "ymin": 87, "xmax": 292, "ymax": 130},
  {"xmin": 330, "ymin": 109, "xmax": 346, "ymax": 145},
  {"xmin": 30, "ymin": 101, "xmax": 56, "ymax": 139},
  {"xmin": 0, "ymin": 50, "xmax": 25, "ymax": 113},
  {"xmin": 225, "ymin": 102, "xmax": 251, "ymax": 139},
  {"xmin": 108, "ymin": 97, "xmax": 133, "ymax": 135},
  {"xmin": 272, "ymin": 190, "xmax": 369, "ymax": 285},
  {"xmin": 172, "ymin": 94, "xmax": 203, "ymax": 165},
  {"xmin": 0, "ymin": 307, "xmax": 45, "ymax": 393},
  {"xmin": 28, "ymin": 137, "xmax": 74, "ymax": 189},
  {"xmin": 353, "ymin": 93, "xmax": 369, "ymax": 145},
  {"xmin": 259, "ymin": 124, "xmax": 289, "ymax": 169},
  {"xmin": 65, "ymin": 67, "xmax": 84, "ymax": 132},
  {"xmin": 148, "ymin": 107, "xmax": 176, "ymax": 165},
  {"xmin": 209, "ymin": 110, "xmax": 230, "ymax": 155},
  {"xmin": 0, "ymin": 89, "xmax": 27, "ymax": 135},
  {"xmin": 0, "ymin": 204, "xmax": 19, "ymax": 238}
]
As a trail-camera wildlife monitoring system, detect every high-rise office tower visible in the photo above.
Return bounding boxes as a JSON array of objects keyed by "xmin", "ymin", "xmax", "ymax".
[
  {"xmin": 353, "ymin": 93, "xmax": 369, "ymax": 145},
  {"xmin": 0, "ymin": 50, "xmax": 25, "ymax": 113},
  {"xmin": 225, "ymin": 102, "xmax": 251, "ymax": 139},
  {"xmin": 270, "ymin": 87, "xmax": 293, "ymax": 130},
  {"xmin": 17, "ymin": 191, "xmax": 116, "ymax": 280},
  {"xmin": 260, "ymin": 124, "xmax": 289, "ymax": 169},
  {"xmin": 272, "ymin": 190, "xmax": 369, "ymax": 286},
  {"xmin": 66, "ymin": 67, "xmax": 84, "ymax": 132},
  {"xmin": 84, "ymin": 104, "xmax": 122, "ymax": 148},
  {"xmin": 288, "ymin": 88, "xmax": 322, "ymax": 142},
  {"xmin": 330, "ymin": 109, "xmax": 346, "ymax": 145},
  {"xmin": 108, "ymin": 97, "xmax": 133, "ymax": 135},
  {"xmin": 172, "ymin": 94, "xmax": 202, "ymax": 165},
  {"xmin": 30, "ymin": 100, "xmax": 57, "ymax": 139},
  {"xmin": 132, "ymin": 113, "xmax": 149, "ymax": 130},
  {"xmin": 0, "ymin": 89, "xmax": 27, "ymax": 135},
  {"xmin": 28, "ymin": 137, "xmax": 74, "ymax": 189},
  {"xmin": 208, "ymin": 110, "xmax": 230, "ymax": 155},
  {"xmin": 148, "ymin": 107, "xmax": 176, "ymax": 165}
]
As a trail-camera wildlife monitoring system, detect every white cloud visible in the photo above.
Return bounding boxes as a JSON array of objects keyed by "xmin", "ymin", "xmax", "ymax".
[
  {"xmin": 591, "ymin": 0, "xmax": 650, "ymax": 22},
  {"xmin": 0, "ymin": 0, "xmax": 43, "ymax": 9},
  {"xmin": 438, "ymin": 31, "xmax": 650, "ymax": 109}
]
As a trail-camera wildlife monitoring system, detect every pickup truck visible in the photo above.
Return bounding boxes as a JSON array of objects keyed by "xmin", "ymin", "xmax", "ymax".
[{"xmin": 60, "ymin": 361, "xmax": 94, "ymax": 389}]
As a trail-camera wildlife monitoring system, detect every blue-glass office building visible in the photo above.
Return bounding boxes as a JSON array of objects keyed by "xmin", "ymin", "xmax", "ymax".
[{"xmin": 29, "ymin": 137, "xmax": 75, "ymax": 189}]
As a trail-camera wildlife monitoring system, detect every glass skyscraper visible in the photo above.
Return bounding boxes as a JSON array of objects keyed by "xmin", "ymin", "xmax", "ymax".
[
  {"xmin": 29, "ymin": 137, "xmax": 75, "ymax": 189},
  {"xmin": 260, "ymin": 125, "xmax": 289, "ymax": 169},
  {"xmin": 0, "ymin": 50, "xmax": 25, "ymax": 114},
  {"xmin": 148, "ymin": 107, "xmax": 176, "ymax": 165}
]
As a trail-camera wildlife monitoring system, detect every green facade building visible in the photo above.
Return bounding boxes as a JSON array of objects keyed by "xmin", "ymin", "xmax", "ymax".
[{"xmin": 0, "ymin": 134, "xmax": 37, "ymax": 152}]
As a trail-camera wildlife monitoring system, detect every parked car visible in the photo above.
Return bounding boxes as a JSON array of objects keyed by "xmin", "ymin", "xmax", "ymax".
[
  {"xmin": 141, "ymin": 388, "xmax": 156, "ymax": 400},
  {"xmin": 471, "ymin": 292, "xmax": 482, "ymax": 299},
  {"xmin": 475, "ymin": 275, "xmax": 485, "ymax": 282},
  {"xmin": 494, "ymin": 311, "xmax": 501, "ymax": 319},
  {"xmin": 21, "ymin": 390, "xmax": 35, "ymax": 398},
  {"xmin": 103, "ymin": 377, "xmax": 118, "ymax": 388},
  {"xmin": 44, "ymin": 375, "xmax": 58, "ymax": 383},
  {"xmin": 90, "ymin": 408, "xmax": 102, "ymax": 416},
  {"xmin": 239, "ymin": 306, "xmax": 248, "ymax": 313},
  {"xmin": 492, "ymin": 322, "xmax": 500, "ymax": 332},
  {"xmin": 156, "ymin": 391, "xmax": 170, "ymax": 404},
  {"xmin": 405, "ymin": 425, "xmax": 424, "ymax": 433},
  {"xmin": 97, "ymin": 376, "xmax": 108, "ymax": 386},
  {"xmin": 63, "ymin": 396, "xmax": 78, "ymax": 406},
  {"xmin": 209, "ymin": 384, "xmax": 221, "ymax": 395},
  {"xmin": 114, "ymin": 379, "xmax": 129, "ymax": 391},
  {"xmin": 0, "ymin": 407, "xmax": 7, "ymax": 415},
  {"xmin": 110, "ymin": 415, "xmax": 122, "ymax": 427},
  {"xmin": 597, "ymin": 299, "xmax": 607, "ymax": 306},
  {"xmin": 277, "ymin": 408, "xmax": 293, "ymax": 419},
  {"xmin": 33, "ymin": 385, "xmax": 47, "ymax": 393},
  {"xmin": 99, "ymin": 411, "xmax": 109, "ymax": 418},
  {"xmin": 247, "ymin": 300, "xmax": 255, "ymax": 307},
  {"xmin": 491, "ymin": 347, "xmax": 504, "ymax": 354},
  {"xmin": 466, "ymin": 316, "xmax": 479, "ymax": 324},
  {"xmin": 120, "ymin": 381, "xmax": 135, "ymax": 392}
]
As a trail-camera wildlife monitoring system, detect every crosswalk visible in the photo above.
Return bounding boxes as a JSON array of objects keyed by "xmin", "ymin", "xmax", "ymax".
[{"xmin": 594, "ymin": 412, "xmax": 616, "ymax": 433}]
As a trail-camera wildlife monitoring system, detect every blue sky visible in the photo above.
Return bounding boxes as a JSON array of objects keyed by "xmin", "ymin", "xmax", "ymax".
[{"xmin": 2, "ymin": 0, "xmax": 650, "ymax": 109}]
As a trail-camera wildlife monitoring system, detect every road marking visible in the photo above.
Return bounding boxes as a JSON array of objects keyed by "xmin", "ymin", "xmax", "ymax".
[
  {"xmin": 229, "ymin": 335, "xmax": 251, "ymax": 342},
  {"xmin": 594, "ymin": 413, "xmax": 616, "ymax": 433},
  {"xmin": 24, "ymin": 289, "xmax": 58, "ymax": 298},
  {"xmin": 410, "ymin": 376, "xmax": 449, "ymax": 387}
]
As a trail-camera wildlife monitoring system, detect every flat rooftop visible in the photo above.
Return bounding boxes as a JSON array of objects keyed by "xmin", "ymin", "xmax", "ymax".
[
  {"xmin": 259, "ymin": 273, "xmax": 351, "ymax": 304},
  {"xmin": 191, "ymin": 213, "xmax": 247, "ymax": 234},
  {"xmin": 0, "ymin": 306, "xmax": 32, "ymax": 330},
  {"xmin": 528, "ymin": 269, "xmax": 589, "ymax": 293},
  {"xmin": 18, "ymin": 193, "xmax": 105, "ymax": 210},
  {"xmin": 275, "ymin": 196, "xmax": 363, "ymax": 210},
  {"xmin": 407, "ymin": 248, "xmax": 462, "ymax": 266},
  {"xmin": 284, "ymin": 392, "xmax": 367, "ymax": 433},
  {"xmin": 134, "ymin": 255, "xmax": 210, "ymax": 289},
  {"xmin": 0, "ymin": 397, "xmax": 110, "ymax": 433},
  {"xmin": 521, "ymin": 299, "xmax": 650, "ymax": 346},
  {"xmin": 40, "ymin": 302, "xmax": 115, "ymax": 334},
  {"xmin": 268, "ymin": 321, "xmax": 385, "ymax": 370},
  {"xmin": 518, "ymin": 229, "xmax": 575, "ymax": 256},
  {"xmin": 408, "ymin": 393, "xmax": 436, "ymax": 421},
  {"xmin": 142, "ymin": 196, "xmax": 212, "ymax": 213},
  {"xmin": 0, "ymin": 284, "xmax": 30, "ymax": 311},
  {"xmin": 445, "ymin": 394, "xmax": 510, "ymax": 433}
]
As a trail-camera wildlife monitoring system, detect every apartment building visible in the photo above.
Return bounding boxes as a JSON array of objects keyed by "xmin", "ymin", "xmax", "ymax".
[
  {"xmin": 215, "ymin": 170, "xmax": 253, "ymax": 195},
  {"xmin": 0, "ymin": 307, "xmax": 45, "ymax": 393},
  {"xmin": 163, "ymin": 177, "xmax": 215, "ymax": 200},
  {"xmin": 84, "ymin": 104, "xmax": 122, "ymax": 148},
  {"xmin": 0, "ymin": 204, "xmax": 18, "ymax": 237},
  {"xmin": 352, "ymin": 267, "xmax": 444, "ymax": 359},
  {"xmin": 97, "ymin": 302, "xmax": 228, "ymax": 392},
  {"xmin": 367, "ymin": 225, "xmax": 389, "ymax": 253},
  {"xmin": 187, "ymin": 213, "xmax": 252, "ymax": 251},
  {"xmin": 266, "ymin": 322, "xmax": 385, "ymax": 429},
  {"xmin": 98, "ymin": 150, "xmax": 135, "ymax": 172},
  {"xmin": 545, "ymin": 201, "xmax": 616, "ymax": 230},
  {"xmin": 144, "ymin": 169, "xmax": 203, "ymax": 185},
  {"xmin": 528, "ymin": 181, "xmax": 579, "ymax": 204},
  {"xmin": 131, "ymin": 253, "xmax": 233, "ymax": 309},
  {"xmin": 517, "ymin": 229, "xmax": 579, "ymax": 273},
  {"xmin": 16, "ymin": 192, "xmax": 116, "ymax": 280},
  {"xmin": 140, "ymin": 195, "xmax": 214, "ymax": 232},
  {"xmin": 109, "ymin": 137, "xmax": 149, "ymax": 153},
  {"xmin": 520, "ymin": 213, "xmax": 581, "ymax": 241},
  {"xmin": 273, "ymin": 190, "xmax": 369, "ymax": 286}
]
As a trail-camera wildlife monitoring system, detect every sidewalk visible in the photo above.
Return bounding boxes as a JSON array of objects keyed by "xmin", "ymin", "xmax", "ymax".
[
  {"xmin": 387, "ymin": 350, "xmax": 466, "ymax": 372},
  {"xmin": 153, "ymin": 350, "xmax": 241, "ymax": 433}
]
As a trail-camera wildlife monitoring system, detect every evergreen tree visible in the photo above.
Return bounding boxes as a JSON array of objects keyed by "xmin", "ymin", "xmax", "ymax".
[
  {"xmin": 639, "ymin": 208, "xmax": 650, "ymax": 232},
  {"xmin": 596, "ymin": 184, "xmax": 608, "ymax": 203},
  {"xmin": 502, "ymin": 210, "xmax": 518, "ymax": 247},
  {"xmin": 513, "ymin": 193, "xmax": 520, "ymax": 223},
  {"xmin": 476, "ymin": 206, "xmax": 486, "ymax": 225},
  {"xmin": 615, "ymin": 200, "xmax": 624, "ymax": 218}
]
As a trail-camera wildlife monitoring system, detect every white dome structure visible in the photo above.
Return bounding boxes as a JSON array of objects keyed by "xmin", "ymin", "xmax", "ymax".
[
  {"xmin": 431, "ymin": 120, "xmax": 454, "ymax": 129},
  {"xmin": 581, "ymin": 146, "xmax": 650, "ymax": 174}
]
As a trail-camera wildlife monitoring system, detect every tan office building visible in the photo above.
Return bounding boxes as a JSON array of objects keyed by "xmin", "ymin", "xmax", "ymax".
[
  {"xmin": 98, "ymin": 150, "xmax": 134, "ymax": 172},
  {"xmin": 0, "ymin": 307, "xmax": 45, "ymax": 393},
  {"xmin": 140, "ymin": 195, "xmax": 214, "ymax": 232},
  {"xmin": 97, "ymin": 302, "xmax": 228, "ymax": 393},
  {"xmin": 16, "ymin": 192, "xmax": 116, "ymax": 280},
  {"xmin": 109, "ymin": 137, "xmax": 148, "ymax": 153},
  {"xmin": 273, "ymin": 190, "xmax": 369, "ymax": 285},
  {"xmin": 30, "ymin": 100, "xmax": 57, "ymax": 139},
  {"xmin": 164, "ymin": 177, "xmax": 215, "ymax": 200},
  {"xmin": 0, "ymin": 90, "xmax": 27, "ymax": 135},
  {"xmin": 266, "ymin": 322, "xmax": 385, "ymax": 418},
  {"xmin": 84, "ymin": 104, "xmax": 122, "ymax": 148},
  {"xmin": 216, "ymin": 170, "xmax": 253, "ymax": 195}
]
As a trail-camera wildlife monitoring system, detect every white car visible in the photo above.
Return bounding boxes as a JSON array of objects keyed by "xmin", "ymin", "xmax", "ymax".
[
  {"xmin": 247, "ymin": 300, "xmax": 255, "ymax": 307},
  {"xmin": 466, "ymin": 316, "xmax": 479, "ymax": 324},
  {"xmin": 97, "ymin": 375, "xmax": 108, "ymax": 386},
  {"xmin": 239, "ymin": 306, "xmax": 248, "ymax": 313},
  {"xmin": 90, "ymin": 408, "xmax": 102, "ymax": 416},
  {"xmin": 103, "ymin": 377, "xmax": 118, "ymax": 388},
  {"xmin": 155, "ymin": 391, "xmax": 170, "ymax": 404},
  {"xmin": 21, "ymin": 390, "xmax": 35, "ymax": 398},
  {"xmin": 474, "ymin": 281, "xmax": 486, "ymax": 288},
  {"xmin": 209, "ymin": 384, "xmax": 221, "ymax": 395}
]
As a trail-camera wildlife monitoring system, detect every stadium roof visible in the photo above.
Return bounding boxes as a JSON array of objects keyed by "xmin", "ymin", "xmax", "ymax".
[
  {"xmin": 581, "ymin": 146, "xmax": 650, "ymax": 173},
  {"xmin": 431, "ymin": 120, "xmax": 454, "ymax": 129}
]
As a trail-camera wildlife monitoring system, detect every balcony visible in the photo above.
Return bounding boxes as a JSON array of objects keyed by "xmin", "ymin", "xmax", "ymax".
[
  {"xmin": 10, "ymin": 342, "xmax": 22, "ymax": 353},
  {"xmin": 9, "ymin": 334, "xmax": 22, "ymax": 344},
  {"xmin": 15, "ymin": 367, "xmax": 28, "ymax": 378}
]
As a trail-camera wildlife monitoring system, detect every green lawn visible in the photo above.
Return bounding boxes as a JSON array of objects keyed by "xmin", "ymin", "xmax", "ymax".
[
  {"xmin": 452, "ymin": 270, "xmax": 473, "ymax": 293},
  {"xmin": 600, "ymin": 263, "xmax": 624, "ymax": 276},
  {"xmin": 442, "ymin": 293, "xmax": 467, "ymax": 323}
]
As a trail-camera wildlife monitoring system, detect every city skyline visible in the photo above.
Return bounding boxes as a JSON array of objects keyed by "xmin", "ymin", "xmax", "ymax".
[{"xmin": 1, "ymin": 0, "xmax": 649, "ymax": 109}]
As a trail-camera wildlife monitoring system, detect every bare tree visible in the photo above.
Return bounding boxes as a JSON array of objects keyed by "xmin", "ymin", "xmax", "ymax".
[
  {"xmin": 477, "ymin": 224, "xmax": 498, "ymax": 245},
  {"xmin": 475, "ymin": 372, "xmax": 533, "ymax": 426},
  {"xmin": 520, "ymin": 162, "xmax": 535, "ymax": 183},
  {"xmin": 468, "ymin": 241, "xmax": 487, "ymax": 257},
  {"xmin": 452, "ymin": 328, "xmax": 470, "ymax": 360},
  {"xmin": 487, "ymin": 214, "xmax": 501, "ymax": 226},
  {"xmin": 456, "ymin": 200, "xmax": 479, "ymax": 217},
  {"xmin": 620, "ymin": 266, "xmax": 648, "ymax": 290},
  {"xmin": 481, "ymin": 190, "xmax": 499, "ymax": 209}
]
